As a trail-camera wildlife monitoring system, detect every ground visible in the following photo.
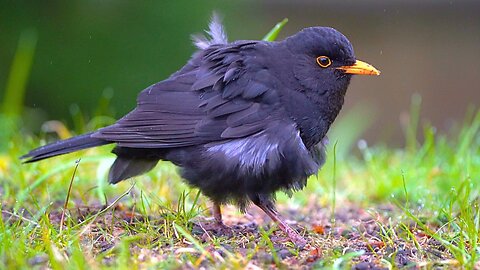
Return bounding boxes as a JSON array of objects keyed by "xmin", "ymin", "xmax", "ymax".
[{"xmin": 1, "ymin": 189, "xmax": 474, "ymax": 269}]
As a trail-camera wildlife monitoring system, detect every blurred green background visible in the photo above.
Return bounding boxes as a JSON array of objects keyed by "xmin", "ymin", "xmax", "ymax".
[{"xmin": 1, "ymin": 0, "xmax": 479, "ymax": 145}]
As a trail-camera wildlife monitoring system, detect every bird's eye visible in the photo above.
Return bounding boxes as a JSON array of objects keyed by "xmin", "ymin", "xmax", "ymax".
[{"xmin": 316, "ymin": 56, "xmax": 332, "ymax": 68}]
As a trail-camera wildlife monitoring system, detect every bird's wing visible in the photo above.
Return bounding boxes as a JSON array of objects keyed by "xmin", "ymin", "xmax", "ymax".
[{"xmin": 93, "ymin": 41, "xmax": 287, "ymax": 148}]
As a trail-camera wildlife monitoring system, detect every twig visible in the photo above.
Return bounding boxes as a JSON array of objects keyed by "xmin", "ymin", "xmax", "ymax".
[
  {"xmin": 197, "ymin": 222, "xmax": 213, "ymax": 242},
  {"xmin": 1, "ymin": 210, "xmax": 39, "ymax": 226},
  {"xmin": 77, "ymin": 183, "xmax": 135, "ymax": 236},
  {"xmin": 60, "ymin": 159, "xmax": 81, "ymax": 233}
]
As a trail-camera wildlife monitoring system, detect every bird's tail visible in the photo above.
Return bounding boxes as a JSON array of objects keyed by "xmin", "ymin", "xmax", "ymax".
[{"xmin": 21, "ymin": 132, "xmax": 110, "ymax": 163}]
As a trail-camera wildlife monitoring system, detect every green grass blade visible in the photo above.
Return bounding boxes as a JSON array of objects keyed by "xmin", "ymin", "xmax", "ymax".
[
  {"xmin": 406, "ymin": 94, "xmax": 422, "ymax": 152},
  {"xmin": 262, "ymin": 18, "xmax": 288, "ymax": 41},
  {"xmin": 3, "ymin": 29, "xmax": 37, "ymax": 116},
  {"xmin": 174, "ymin": 223, "xmax": 213, "ymax": 261}
]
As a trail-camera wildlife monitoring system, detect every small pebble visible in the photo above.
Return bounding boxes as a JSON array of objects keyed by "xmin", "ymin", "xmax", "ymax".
[{"xmin": 277, "ymin": 248, "xmax": 293, "ymax": 259}]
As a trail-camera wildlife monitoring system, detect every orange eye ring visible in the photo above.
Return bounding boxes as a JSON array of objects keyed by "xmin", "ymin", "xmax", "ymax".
[{"xmin": 316, "ymin": 56, "xmax": 332, "ymax": 68}]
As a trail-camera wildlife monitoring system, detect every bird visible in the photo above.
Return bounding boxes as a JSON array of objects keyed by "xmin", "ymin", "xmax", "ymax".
[{"xmin": 22, "ymin": 17, "xmax": 380, "ymax": 247}]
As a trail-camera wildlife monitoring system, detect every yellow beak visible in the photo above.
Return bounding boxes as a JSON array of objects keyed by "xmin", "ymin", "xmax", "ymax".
[{"xmin": 337, "ymin": 60, "xmax": 381, "ymax": 76}]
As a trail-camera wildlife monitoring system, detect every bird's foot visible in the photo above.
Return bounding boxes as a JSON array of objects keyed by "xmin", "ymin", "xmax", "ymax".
[
  {"xmin": 277, "ymin": 222, "xmax": 307, "ymax": 248},
  {"xmin": 201, "ymin": 202, "xmax": 233, "ymax": 236},
  {"xmin": 197, "ymin": 221, "xmax": 233, "ymax": 237},
  {"xmin": 253, "ymin": 195, "xmax": 308, "ymax": 248}
]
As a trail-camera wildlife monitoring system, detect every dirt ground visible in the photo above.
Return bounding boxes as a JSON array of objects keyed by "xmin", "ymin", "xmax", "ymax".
[{"xmin": 8, "ymin": 198, "xmax": 463, "ymax": 270}]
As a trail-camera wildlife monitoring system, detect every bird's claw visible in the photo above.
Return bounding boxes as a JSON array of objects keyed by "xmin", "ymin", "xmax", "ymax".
[{"xmin": 282, "ymin": 224, "xmax": 307, "ymax": 248}]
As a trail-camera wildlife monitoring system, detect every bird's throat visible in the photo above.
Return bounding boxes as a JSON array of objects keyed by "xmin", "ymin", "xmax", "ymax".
[{"xmin": 295, "ymin": 81, "xmax": 349, "ymax": 149}]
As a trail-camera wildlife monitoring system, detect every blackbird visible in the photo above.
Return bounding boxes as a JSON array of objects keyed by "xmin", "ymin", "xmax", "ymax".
[{"xmin": 22, "ymin": 18, "xmax": 380, "ymax": 246}]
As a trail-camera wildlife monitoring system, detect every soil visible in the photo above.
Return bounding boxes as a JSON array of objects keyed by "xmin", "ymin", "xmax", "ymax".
[{"xmin": 6, "ymin": 200, "xmax": 459, "ymax": 269}]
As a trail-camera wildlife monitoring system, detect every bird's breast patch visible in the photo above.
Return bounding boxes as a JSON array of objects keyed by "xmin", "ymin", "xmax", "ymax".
[
  {"xmin": 204, "ymin": 123, "xmax": 321, "ymax": 178},
  {"xmin": 205, "ymin": 133, "xmax": 279, "ymax": 175}
]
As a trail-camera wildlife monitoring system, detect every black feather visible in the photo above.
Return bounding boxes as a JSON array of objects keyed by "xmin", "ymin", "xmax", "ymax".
[
  {"xmin": 109, "ymin": 157, "xmax": 158, "ymax": 184},
  {"xmin": 21, "ymin": 132, "xmax": 109, "ymax": 162}
]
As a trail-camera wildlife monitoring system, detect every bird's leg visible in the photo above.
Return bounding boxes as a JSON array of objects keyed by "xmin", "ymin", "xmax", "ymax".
[
  {"xmin": 207, "ymin": 202, "xmax": 232, "ymax": 236},
  {"xmin": 252, "ymin": 195, "xmax": 307, "ymax": 248},
  {"xmin": 212, "ymin": 202, "xmax": 223, "ymax": 225}
]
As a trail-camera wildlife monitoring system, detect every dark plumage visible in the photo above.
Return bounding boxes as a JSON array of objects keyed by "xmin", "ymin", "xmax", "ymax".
[{"xmin": 22, "ymin": 18, "xmax": 379, "ymax": 246}]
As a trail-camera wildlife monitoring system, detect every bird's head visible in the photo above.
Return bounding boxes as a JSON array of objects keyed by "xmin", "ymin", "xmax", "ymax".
[{"xmin": 284, "ymin": 27, "xmax": 380, "ymax": 97}]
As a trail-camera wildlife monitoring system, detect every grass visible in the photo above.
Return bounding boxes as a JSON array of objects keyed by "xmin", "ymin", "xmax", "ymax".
[
  {"xmin": 1, "ymin": 105, "xmax": 479, "ymax": 269},
  {"xmin": 2, "ymin": 20, "xmax": 480, "ymax": 269}
]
